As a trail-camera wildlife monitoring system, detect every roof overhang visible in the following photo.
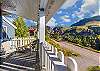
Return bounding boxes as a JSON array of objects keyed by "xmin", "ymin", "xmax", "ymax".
[
  {"xmin": 2, "ymin": 0, "xmax": 66, "ymax": 23},
  {"xmin": 2, "ymin": 16, "xmax": 17, "ymax": 29}
]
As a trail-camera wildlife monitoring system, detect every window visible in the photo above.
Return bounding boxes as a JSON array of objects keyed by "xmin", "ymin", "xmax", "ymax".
[{"xmin": 2, "ymin": 25, "xmax": 7, "ymax": 39}]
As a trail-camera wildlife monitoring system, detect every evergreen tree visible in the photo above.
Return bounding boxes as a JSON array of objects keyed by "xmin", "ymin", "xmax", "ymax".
[{"xmin": 13, "ymin": 17, "xmax": 29, "ymax": 37}]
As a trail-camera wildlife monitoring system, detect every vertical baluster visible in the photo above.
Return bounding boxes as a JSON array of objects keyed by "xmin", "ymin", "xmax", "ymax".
[
  {"xmin": 19, "ymin": 38, "xmax": 20, "ymax": 47},
  {"xmin": 48, "ymin": 56, "xmax": 50, "ymax": 71},
  {"xmin": 17, "ymin": 38, "xmax": 19, "ymax": 48},
  {"xmin": 22, "ymin": 38, "xmax": 23, "ymax": 46},
  {"xmin": 54, "ymin": 48, "xmax": 58, "ymax": 57},
  {"xmin": 15, "ymin": 38, "xmax": 17, "ymax": 48},
  {"xmin": 27, "ymin": 37, "xmax": 29, "ymax": 44},
  {"xmin": 20, "ymin": 38, "xmax": 22, "ymax": 47},
  {"xmin": 25, "ymin": 38, "xmax": 27, "ymax": 45},
  {"xmin": 23, "ymin": 38, "xmax": 24, "ymax": 46},
  {"xmin": 26, "ymin": 38, "xmax": 28, "ymax": 45},
  {"xmin": 52, "ymin": 64, "xmax": 54, "ymax": 71},
  {"xmin": 49, "ymin": 59, "xmax": 51, "ymax": 71}
]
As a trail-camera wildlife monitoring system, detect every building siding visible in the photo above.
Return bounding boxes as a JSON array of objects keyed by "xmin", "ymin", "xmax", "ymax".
[{"xmin": 3, "ymin": 20, "xmax": 15, "ymax": 39}]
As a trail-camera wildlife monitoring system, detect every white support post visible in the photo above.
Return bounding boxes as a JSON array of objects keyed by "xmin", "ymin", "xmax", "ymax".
[
  {"xmin": 20, "ymin": 38, "xmax": 22, "ymax": 47},
  {"xmin": 42, "ymin": 45, "xmax": 45, "ymax": 66},
  {"xmin": 67, "ymin": 57, "xmax": 78, "ymax": 71},
  {"xmin": 39, "ymin": 11, "xmax": 45, "ymax": 43}
]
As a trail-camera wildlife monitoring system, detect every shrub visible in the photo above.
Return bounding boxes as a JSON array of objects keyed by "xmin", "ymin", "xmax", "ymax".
[
  {"xmin": 46, "ymin": 35, "xmax": 80, "ymax": 57},
  {"xmin": 87, "ymin": 66, "xmax": 100, "ymax": 71}
]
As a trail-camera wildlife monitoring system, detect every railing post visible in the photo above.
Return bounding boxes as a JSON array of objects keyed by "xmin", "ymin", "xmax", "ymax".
[
  {"xmin": 24, "ymin": 38, "xmax": 27, "ymax": 45},
  {"xmin": 49, "ymin": 58, "xmax": 52, "ymax": 71},
  {"xmin": 67, "ymin": 57, "xmax": 78, "ymax": 71},
  {"xmin": 39, "ymin": 11, "xmax": 45, "ymax": 43},
  {"xmin": 54, "ymin": 48, "xmax": 58, "ymax": 57},
  {"xmin": 27, "ymin": 38, "xmax": 28, "ymax": 45},
  {"xmin": 15, "ymin": 38, "xmax": 17, "ymax": 48},
  {"xmin": 20, "ymin": 38, "xmax": 22, "ymax": 47},
  {"xmin": 57, "ymin": 51, "xmax": 64, "ymax": 64},
  {"xmin": 45, "ymin": 50, "xmax": 47, "ymax": 70},
  {"xmin": 22, "ymin": 38, "xmax": 23, "ymax": 46},
  {"xmin": 28, "ymin": 37, "xmax": 30, "ymax": 44},
  {"xmin": 17, "ymin": 37, "xmax": 18, "ymax": 48},
  {"xmin": 52, "ymin": 64, "xmax": 54, "ymax": 71}
]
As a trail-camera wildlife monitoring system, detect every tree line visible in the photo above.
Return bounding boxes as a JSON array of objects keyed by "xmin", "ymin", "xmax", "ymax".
[{"xmin": 46, "ymin": 26, "xmax": 100, "ymax": 51}]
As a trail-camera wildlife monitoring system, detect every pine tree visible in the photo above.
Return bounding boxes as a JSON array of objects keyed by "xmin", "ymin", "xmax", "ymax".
[{"xmin": 13, "ymin": 17, "xmax": 29, "ymax": 37}]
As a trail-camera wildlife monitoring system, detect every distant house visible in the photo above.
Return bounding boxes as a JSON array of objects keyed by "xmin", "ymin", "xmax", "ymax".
[
  {"xmin": 29, "ymin": 27, "xmax": 37, "ymax": 36},
  {"xmin": 1, "ymin": 16, "xmax": 17, "ymax": 54},
  {"xmin": 2, "ymin": 16, "xmax": 17, "ymax": 42}
]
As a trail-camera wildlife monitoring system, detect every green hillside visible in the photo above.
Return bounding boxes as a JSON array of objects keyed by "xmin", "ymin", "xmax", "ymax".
[{"xmin": 46, "ymin": 21, "xmax": 100, "ymax": 51}]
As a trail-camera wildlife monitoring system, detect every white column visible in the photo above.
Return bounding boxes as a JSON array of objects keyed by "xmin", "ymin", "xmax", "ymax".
[{"xmin": 39, "ymin": 11, "xmax": 45, "ymax": 43}]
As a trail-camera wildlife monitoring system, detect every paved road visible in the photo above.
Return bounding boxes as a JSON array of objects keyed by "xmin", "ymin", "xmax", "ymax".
[{"xmin": 59, "ymin": 41, "xmax": 100, "ymax": 71}]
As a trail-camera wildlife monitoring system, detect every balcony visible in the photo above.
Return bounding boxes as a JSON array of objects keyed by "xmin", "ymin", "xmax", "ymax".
[
  {"xmin": 0, "ymin": 0, "xmax": 79, "ymax": 71},
  {"xmin": 0, "ymin": 37, "xmax": 78, "ymax": 71}
]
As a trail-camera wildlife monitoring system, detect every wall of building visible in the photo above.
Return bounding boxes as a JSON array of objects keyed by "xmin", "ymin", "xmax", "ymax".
[{"xmin": 2, "ymin": 20, "xmax": 15, "ymax": 40}]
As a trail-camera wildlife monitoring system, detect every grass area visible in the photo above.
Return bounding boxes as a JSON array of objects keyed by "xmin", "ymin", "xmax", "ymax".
[
  {"xmin": 46, "ymin": 36, "xmax": 80, "ymax": 57},
  {"xmin": 87, "ymin": 66, "xmax": 100, "ymax": 71}
]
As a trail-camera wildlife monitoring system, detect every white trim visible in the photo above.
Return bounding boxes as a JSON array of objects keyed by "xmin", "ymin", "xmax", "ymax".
[
  {"xmin": 2, "ymin": 9, "xmax": 16, "ymax": 14},
  {"xmin": 39, "ymin": 11, "xmax": 45, "ymax": 42},
  {"xmin": 2, "ymin": 16, "xmax": 17, "ymax": 29}
]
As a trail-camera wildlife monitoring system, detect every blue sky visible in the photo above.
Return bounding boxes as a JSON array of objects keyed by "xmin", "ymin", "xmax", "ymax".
[
  {"xmin": 5, "ymin": 0, "xmax": 99, "ymax": 27},
  {"xmin": 5, "ymin": 15, "xmax": 36, "ymax": 27},
  {"xmin": 47, "ymin": 0, "xmax": 99, "ymax": 27}
]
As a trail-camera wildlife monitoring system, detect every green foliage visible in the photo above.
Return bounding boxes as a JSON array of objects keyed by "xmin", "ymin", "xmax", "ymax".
[
  {"xmin": 0, "ymin": 0, "xmax": 3, "ymax": 3},
  {"xmin": 46, "ymin": 35, "xmax": 80, "ymax": 56},
  {"xmin": 97, "ymin": 35, "xmax": 100, "ymax": 40},
  {"xmin": 13, "ymin": 17, "xmax": 29, "ymax": 37},
  {"xmin": 87, "ymin": 66, "xmax": 100, "ymax": 71},
  {"xmin": 47, "ymin": 26, "xmax": 63, "ymax": 41},
  {"xmin": 46, "ymin": 25, "xmax": 100, "ymax": 51}
]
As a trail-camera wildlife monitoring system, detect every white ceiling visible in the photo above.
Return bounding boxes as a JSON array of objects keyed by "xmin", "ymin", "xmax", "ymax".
[{"xmin": 2, "ymin": 0, "xmax": 66, "ymax": 23}]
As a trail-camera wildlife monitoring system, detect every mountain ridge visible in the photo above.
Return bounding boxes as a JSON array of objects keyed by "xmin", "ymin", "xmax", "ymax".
[{"xmin": 71, "ymin": 16, "xmax": 100, "ymax": 27}]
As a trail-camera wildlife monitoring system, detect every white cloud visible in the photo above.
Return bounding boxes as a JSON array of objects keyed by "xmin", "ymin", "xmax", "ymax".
[
  {"xmin": 74, "ymin": 11, "xmax": 84, "ymax": 19},
  {"xmin": 71, "ymin": 0, "xmax": 99, "ymax": 19},
  {"xmin": 57, "ymin": 11, "xmax": 62, "ymax": 14},
  {"xmin": 93, "ymin": 9, "xmax": 99, "ymax": 16},
  {"xmin": 47, "ymin": 18, "xmax": 57, "ymax": 27},
  {"xmin": 61, "ymin": 15, "xmax": 71, "ymax": 22},
  {"xmin": 82, "ymin": 0, "xmax": 96, "ymax": 7},
  {"xmin": 63, "ymin": 18, "xmax": 71, "ymax": 22},
  {"xmin": 80, "ymin": 0, "xmax": 98, "ymax": 16},
  {"xmin": 61, "ymin": 15, "xmax": 69, "ymax": 18},
  {"xmin": 72, "ymin": 14, "xmax": 76, "ymax": 18},
  {"xmin": 61, "ymin": 0, "xmax": 78, "ymax": 9}
]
